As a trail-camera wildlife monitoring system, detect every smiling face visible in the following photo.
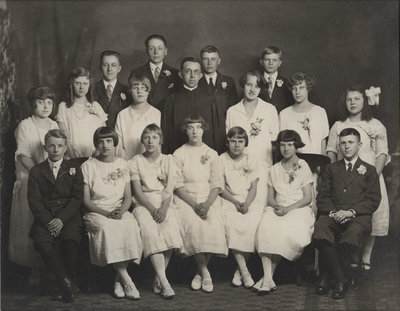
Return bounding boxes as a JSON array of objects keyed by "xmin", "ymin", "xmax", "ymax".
[
  {"xmin": 72, "ymin": 76, "xmax": 90, "ymax": 98},
  {"xmin": 243, "ymin": 75, "xmax": 261, "ymax": 101},
  {"xmin": 146, "ymin": 38, "xmax": 167, "ymax": 65},
  {"xmin": 45, "ymin": 136, "xmax": 67, "ymax": 162},
  {"xmin": 130, "ymin": 83, "xmax": 149, "ymax": 105},
  {"xmin": 101, "ymin": 55, "xmax": 121, "ymax": 82},
  {"xmin": 201, "ymin": 51, "xmax": 221, "ymax": 74},
  {"xmin": 291, "ymin": 80, "xmax": 308, "ymax": 104},
  {"xmin": 339, "ymin": 134, "xmax": 361, "ymax": 161},
  {"xmin": 33, "ymin": 98, "xmax": 53, "ymax": 118},
  {"xmin": 260, "ymin": 53, "xmax": 282, "ymax": 74},
  {"xmin": 97, "ymin": 137, "xmax": 116, "ymax": 158},
  {"xmin": 142, "ymin": 131, "xmax": 161, "ymax": 153},
  {"xmin": 345, "ymin": 90, "xmax": 365, "ymax": 116},
  {"xmin": 280, "ymin": 141, "xmax": 297, "ymax": 159},
  {"xmin": 180, "ymin": 61, "xmax": 202, "ymax": 88},
  {"xmin": 228, "ymin": 137, "xmax": 246, "ymax": 157},
  {"xmin": 186, "ymin": 122, "xmax": 204, "ymax": 145}
]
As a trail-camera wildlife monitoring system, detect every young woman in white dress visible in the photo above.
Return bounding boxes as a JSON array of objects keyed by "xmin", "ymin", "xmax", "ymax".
[
  {"xmin": 9, "ymin": 86, "xmax": 58, "ymax": 284},
  {"xmin": 326, "ymin": 85, "xmax": 389, "ymax": 272},
  {"xmin": 129, "ymin": 124, "xmax": 182, "ymax": 299},
  {"xmin": 226, "ymin": 71, "xmax": 279, "ymax": 205},
  {"xmin": 255, "ymin": 130, "xmax": 315, "ymax": 295},
  {"xmin": 82, "ymin": 127, "xmax": 142, "ymax": 300},
  {"xmin": 56, "ymin": 67, "xmax": 107, "ymax": 159},
  {"xmin": 173, "ymin": 115, "xmax": 228, "ymax": 293},
  {"xmin": 115, "ymin": 74, "xmax": 161, "ymax": 160},
  {"xmin": 220, "ymin": 126, "xmax": 264, "ymax": 289},
  {"xmin": 279, "ymin": 72, "xmax": 329, "ymax": 155}
]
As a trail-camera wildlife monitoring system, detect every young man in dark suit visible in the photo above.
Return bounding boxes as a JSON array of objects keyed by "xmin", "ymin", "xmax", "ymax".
[
  {"xmin": 258, "ymin": 46, "xmax": 293, "ymax": 113},
  {"xmin": 131, "ymin": 34, "xmax": 179, "ymax": 110},
  {"xmin": 91, "ymin": 50, "xmax": 130, "ymax": 128},
  {"xmin": 199, "ymin": 45, "xmax": 237, "ymax": 153},
  {"xmin": 162, "ymin": 57, "xmax": 223, "ymax": 154},
  {"xmin": 28, "ymin": 129, "xmax": 83, "ymax": 302},
  {"xmin": 313, "ymin": 128, "xmax": 381, "ymax": 300}
]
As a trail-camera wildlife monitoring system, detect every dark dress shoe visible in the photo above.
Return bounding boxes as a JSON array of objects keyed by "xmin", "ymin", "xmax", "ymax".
[
  {"xmin": 331, "ymin": 281, "xmax": 346, "ymax": 300},
  {"xmin": 60, "ymin": 277, "xmax": 75, "ymax": 302},
  {"xmin": 315, "ymin": 274, "xmax": 330, "ymax": 295}
]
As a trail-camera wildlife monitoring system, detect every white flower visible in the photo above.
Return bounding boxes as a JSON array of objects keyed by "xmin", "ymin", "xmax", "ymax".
[
  {"xmin": 120, "ymin": 92, "xmax": 126, "ymax": 101},
  {"xmin": 276, "ymin": 79, "xmax": 284, "ymax": 87},
  {"xmin": 168, "ymin": 83, "xmax": 174, "ymax": 89},
  {"xmin": 163, "ymin": 70, "xmax": 171, "ymax": 77},
  {"xmin": 69, "ymin": 168, "xmax": 76, "ymax": 176},
  {"xmin": 221, "ymin": 82, "xmax": 227, "ymax": 89},
  {"xmin": 365, "ymin": 86, "xmax": 381, "ymax": 106},
  {"xmin": 357, "ymin": 165, "xmax": 367, "ymax": 175}
]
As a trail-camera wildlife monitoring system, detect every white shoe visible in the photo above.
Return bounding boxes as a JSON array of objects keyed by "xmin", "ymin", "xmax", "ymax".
[
  {"xmin": 252, "ymin": 278, "xmax": 263, "ymax": 291},
  {"xmin": 201, "ymin": 278, "xmax": 213, "ymax": 293},
  {"xmin": 113, "ymin": 281, "xmax": 125, "ymax": 298},
  {"xmin": 232, "ymin": 269, "xmax": 242, "ymax": 287},
  {"xmin": 161, "ymin": 284, "xmax": 175, "ymax": 299},
  {"xmin": 241, "ymin": 271, "xmax": 255, "ymax": 288},
  {"xmin": 191, "ymin": 274, "xmax": 202, "ymax": 291},
  {"xmin": 124, "ymin": 282, "xmax": 140, "ymax": 300},
  {"xmin": 153, "ymin": 277, "xmax": 162, "ymax": 295}
]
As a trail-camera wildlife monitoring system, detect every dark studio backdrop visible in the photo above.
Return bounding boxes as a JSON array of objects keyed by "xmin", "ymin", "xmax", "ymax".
[{"xmin": 1, "ymin": 0, "xmax": 399, "ymax": 291}]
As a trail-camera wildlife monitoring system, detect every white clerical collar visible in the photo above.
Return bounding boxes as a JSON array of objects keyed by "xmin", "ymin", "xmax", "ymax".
[
  {"xmin": 183, "ymin": 85, "xmax": 198, "ymax": 91},
  {"xmin": 103, "ymin": 79, "xmax": 117, "ymax": 89},
  {"xmin": 204, "ymin": 72, "xmax": 218, "ymax": 85},
  {"xmin": 264, "ymin": 71, "xmax": 278, "ymax": 81},
  {"xmin": 150, "ymin": 62, "xmax": 163, "ymax": 72},
  {"xmin": 344, "ymin": 156, "xmax": 358, "ymax": 169},
  {"xmin": 48, "ymin": 158, "xmax": 63, "ymax": 168}
]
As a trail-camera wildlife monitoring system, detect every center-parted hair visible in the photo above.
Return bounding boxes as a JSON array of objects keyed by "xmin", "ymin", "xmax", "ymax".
[
  {"xmin": 180, "ymin": 115, "xmax": 209, "ymax": 133},
  {"xmin": 339, "ymin": 128, "xmax": 361, "ymax": 141},
  {"xmin": 140, "ymin": 123, "xmax": 163, "ymax": 145},
  {"xmin": 44, "ymin": 129, "xmax": 67, "ymax": 145},
  {"xmin": 276, "ymin": 130, "xmax": 305, "ymax": 149},
  {"xmin": 93, "ymin": 126, "xmax": 119, "ymax": 147},
  {"xmin": 338, "ymin": 85, "xmax": 373, "ymax": 122},
  {"xmin": 226, "ymin": 126, "xmax": 249, "ymax": 147},
  {"xmin": 66, "ymin": 67, "xmax": 92, "ymax": 107}
]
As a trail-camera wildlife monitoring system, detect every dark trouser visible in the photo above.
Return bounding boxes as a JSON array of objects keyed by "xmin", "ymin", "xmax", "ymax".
[{"xmin": 35, "ymin": 239, "xmax": 79, "ymax": 282}]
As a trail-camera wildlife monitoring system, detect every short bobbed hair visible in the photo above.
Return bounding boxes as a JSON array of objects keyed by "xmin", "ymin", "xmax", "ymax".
[
  {"xmin": 288, "ymin": 72, "xmax": 316, "ymax": 92},
  {"xmin": 44, "ymin": 129, "xmax": 67, "ymax": 145},
  {"xmin": 339, "ymin": 128, "xmax": 361, "ymax": 142},
  {"xmin": 339, "ymin": 85, "xmax": 373, "ymax": 122},
  {"xmin": 128, "ymin": 73, "xmax": 151, "ymax": 93},
  {"xmin": 93, "ymin": 126, "xmax": 119, "ymax": 147},
  {"xmin": 180, "ymin": 57, "xmax": 201, "ymax": 71},
  {"xmin": 226, "ymin": 126, "xmax": 249, "ymax": 147},
  {"xmin": 239, "ymin": 71, "xmax": 262, "ymax": 88},
  {"xmin": 100, "ymin": 50, "xmax": 121, "ymax": 66},
  {"xmin": 66, "ymin": 67, "xmax": 92, "ymax": 107},
  {"xmin": 27, "ymin": 85, "xmax": 56, "ymax": 109},
  {"xmin": 276, "ymin": 130, "xmax": 305, "ymax": 149},
  {"xmin": 260, "ymin": 46, "xmax": 282, "ymax": 59},
  {"xmin": 180, "ymin": 115, "xmax": 209, "ymax": 133},
  {"xmin": 200, "ymin": 45, "xmax": 220, "ymax": 57},
  {"xmin": 145, "ymin": 34, "xmax": 167, "ymax": 48},
  {"xmin": 140, "ymin": 123, "xmax": 163, "ymax": 145}
]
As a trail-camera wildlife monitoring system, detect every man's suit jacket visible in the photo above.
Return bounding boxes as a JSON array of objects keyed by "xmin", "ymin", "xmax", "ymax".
[
  {"xmin": 28, "ymin": 159, "xmax": 83, "ymax": 243},
  {"xmin": 258, "ymin": 72, "xmax": 293, "ymax": 113},
  {"xmin": 91, "ymin": 80, "xmax": 130, "ymax": 128},
  {"xmin": 316, "ymin": 158, "xmax": 381, "ymax": 226},
  {"xmin": 130, "ymin": 62, "xmax": 180, "ymax": 110}
]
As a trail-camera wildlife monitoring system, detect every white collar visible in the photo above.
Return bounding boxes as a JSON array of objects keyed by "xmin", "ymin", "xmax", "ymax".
[
  {"xmin": 150, "ymin": 62, "xmax": 163, "ymax": 72},
  {"xmin": 48, "ymin": 158, "xmax": 63, "ymax": 168},
  {"xmin": 183, "ymin": 85, "xmax": 198, "ymax": 91},
  {"xmin": 344, "ymin": 156, "xmax": 358, "ymax": 169},
  {"xmin": 204, "ymin": 72, "xmax": 218, "ymax": 84},
  {"xmin": 263, "ymin": 71, "xmax": 278, "ymax": 81},
  {"xmin": 103, "ymin": 79, "xmax": 117, "ymax": 89}
]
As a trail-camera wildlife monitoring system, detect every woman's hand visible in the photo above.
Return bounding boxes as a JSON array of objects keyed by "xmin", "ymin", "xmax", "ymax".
[
  {"xmin": 238, "ymin": 202, "xmax": 249, "ymax": 214},
  {"xmin": 273, "ymin": 205, "xmax": 287, "ymax": 216},
  {"xmin": 154, "ymin": 206, "xmax": 168, "ymax": 223},
  {"xmin": 107, "ymin": 207, "xmax": 123, "ymax": 220},
  {"xmin": 195, "ymin": 202, "xmax": 209, "ymax": 220}
]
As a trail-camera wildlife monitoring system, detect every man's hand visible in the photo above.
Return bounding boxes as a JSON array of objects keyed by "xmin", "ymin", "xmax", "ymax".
[
  {"xmin": 333, "ymin": 210, "xmax": 354, "ymax": 223},
  {"xmin": 46, "ymin": 218, "xmax": 63, "ymax": 237}
]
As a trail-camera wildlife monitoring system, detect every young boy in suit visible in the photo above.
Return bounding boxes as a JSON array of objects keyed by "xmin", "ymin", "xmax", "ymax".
[
  {"xmin": 313, "ymin": 128, "xmax": 381, "ymax": 299},
  {"xmin": 199, "ymin": 45, "xmax": 237, "ymax": 153},
  {"xmin": 28, "ymin": 129, "xmax": 83, "ymax": 302},
  {"xmin": 92, "ymin": 50, "xmax": 130, "ymax": 128},
  {"xmin": 131, "ymin": 34, "xmax": 179, "ymax": 110},
  {"xmin": 258, "ymin": 46, "xmax": 293, "ymax": 113}
]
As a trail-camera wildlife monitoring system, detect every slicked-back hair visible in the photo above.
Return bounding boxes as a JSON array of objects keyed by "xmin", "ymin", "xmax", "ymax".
[
  {"xmin": 44, "ymin": 129, "xmax": 67, "ymax": 145},
  {"xmin": 200, "ymin": 45, "xmax": 220, "ymax": 57},
  {"xmin": 145, "ymin": 34, "xmax": 167, "ymax": 48},
  {"xmin": 339, "ymin": 128, "xmax": 361, "ymax": 141},
  {"xmin": 260, "ymin": 46, "xmax": 282, "ymax": 59},
  {"xmin": 100, "ymin": 50, "xmax": 121, "ymax": 66},
  {"xmin": 180, "ymin": 57, "xmax": 201, "ymax": 71}
]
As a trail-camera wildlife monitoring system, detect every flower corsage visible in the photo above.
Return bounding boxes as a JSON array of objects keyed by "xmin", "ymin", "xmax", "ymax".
[
  {"xmin": 220, "ymin": 81, "xmax": 228, "ymax": 89},
  {"xmin": 249, "ymin": 117, "xmax": 264, "ymax": 137},
  {"xmin": 163, "ymin": 69, "xmax": 171, "ymax": 77},
  {"xmin": 200, "ymin": 152, "xmax": 210, "ymax": 165},
  {"xmin": 357, "ymin": 165, "xmax": 367, "ymax": 175},
  {"xmin": 69, "ymin": 168, "xmax": 76, "ymax": 176},
  {"xmin": 120, "ymin": 92, "xmax": 127, "ymax": 101},
  {"xmin": 276, "ymin": 79, "xmax": 284, "ymax": 87}
]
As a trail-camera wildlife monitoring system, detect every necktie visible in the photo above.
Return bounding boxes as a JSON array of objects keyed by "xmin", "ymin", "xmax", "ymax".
[
  {"xmin": 51, "ymin": 163, "xmax": 59, "ymax": 178},
  {"xmin": 154, "ymin": 67, "xmax": 161, "ymax": 82},
  {"xmin": 106, "ymin": 84, "xmax": 113, "ymax": 102},
  {"xmin": 346, "ymin": 162, "xmax": 353, "ymax": 177},
  {"xmin": 208, "ymin": 77, "xmax": 214, "ymax": 92},
  {"xmin": 267, "ymin": 76, "xmax": 273, "ymax": 97}
]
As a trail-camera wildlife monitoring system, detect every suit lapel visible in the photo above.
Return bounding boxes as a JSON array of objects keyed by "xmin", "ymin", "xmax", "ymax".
[
  {"xmin": 96, "ymin": 81, "xmax": 110, "ymax": 106},
  {"xmin": 337, "ymin": 160, "xmax": 348, "ymax": 186},
  {"xmin": 56, "ymin": 160, "xmax": 69, "ymax": 181},
  {"xmin": 41, "ymin": 161, "xmax": 56, "ymax": 184},
  {"xmin": 345, "ymin": 158, "xmax": 363, "ymax": 187}
]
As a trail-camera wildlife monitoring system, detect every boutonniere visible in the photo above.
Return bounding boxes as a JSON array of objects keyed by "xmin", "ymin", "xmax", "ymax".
[
  {"xmin": 220, "ymin": 82, "xmax": 228, "ymax": 89},
  {"xmin": 357, "ymin": 165, "xmax": 367, "ymax": 175},
  {"xmin": 69, "ymin": 167, "xmax": 76, "ymax": 176},
  {"xmin": 276, "ymin": 79, "xmax": 284, "ymax": 87},
  {"xmin": 163, "ymin": 69, "xmax": 171, "ymax": 77},
  {"xmin": 200, "ymin": 152, "xmax": 210, "ymax": 165},
  {"xmin": 168, "ymin": 83, "xmax": 174, "ymax": 89},
  {"xmin": 120, "ymin": 92, "xmax": 126, "ymax": 101}
]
